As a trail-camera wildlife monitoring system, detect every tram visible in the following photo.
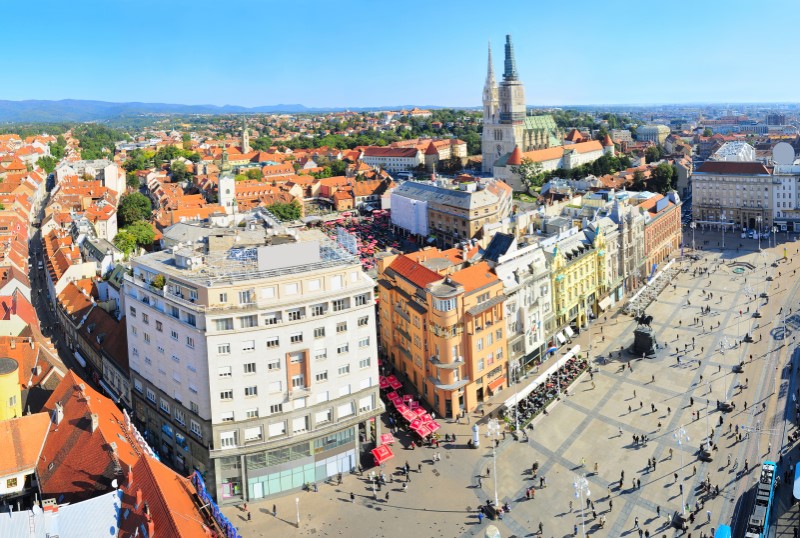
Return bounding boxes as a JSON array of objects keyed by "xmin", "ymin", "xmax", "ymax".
[
  {"xmin": 744, "ymin": 461, "xmax": 777, "ymax": 538},
  {"xmin": 714, "ymin": 525, "xmax": 731, "ymax": 538}
]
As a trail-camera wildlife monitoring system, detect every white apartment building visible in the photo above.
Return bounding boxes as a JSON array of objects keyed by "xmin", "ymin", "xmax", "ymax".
[{"xmin": 125, "ymin": 219, "xmax": 383, "ymax": 504}]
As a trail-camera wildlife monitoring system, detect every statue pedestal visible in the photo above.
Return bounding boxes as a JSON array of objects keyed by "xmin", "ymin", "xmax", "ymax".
[{"xmin": 632, "ymin": 326, "xmax": 657, "ymax": 357}]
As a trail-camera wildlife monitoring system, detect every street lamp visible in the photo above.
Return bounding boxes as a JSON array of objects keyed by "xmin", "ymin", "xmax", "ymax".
[
  {"xmin": 690, "ymin": 222, "xmax": 696, "ymax": 252},
  {"xmin": 772, "ymin": 226, "xmax": 778, "ymax": 249},
  {"xmin": 486, "ymin": 419, "xmax": 502, "ymax": 507},
  {"xmin": 674, "ymin": 427, "xmax": 690, "ymax": 515},
  {"xmin": 573, "ymin": 474, "xmax": 591, "ymax": 538},
  {"xmin": 721, "ymin": 212, "xmax": 727, "ymax": 250},
  {"xmin": 756, "ymin": 216, "xmax": 763, "ymax": 251},
  {"xmin": 295, "ymin": 497, "xmax": 300, "ymax": 528}
]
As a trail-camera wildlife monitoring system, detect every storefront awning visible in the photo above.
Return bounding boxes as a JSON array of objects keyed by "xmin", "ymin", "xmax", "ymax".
[
  {"xmin": 488, "ymin": 376, "xmax": 506, "ymax": 392},
  {"xmin": 555, "ymin": 332, "xmax": 566, "ymax": 344},
  {"xmin": 598, "ymin": 296, "xmax": 613, "ymax": 311},
  {"xmin": 564, "ymin": 326, "xmax": 575, "ymax": 338},
  {"xmin": 99, "ymin": 379, "xmax": 121, "ymax": 403},
  {"xmin": 74, "ymin": 351, "xmax": 87, "ymax": 368},
  {"xmin": 794, "ymin": 463, "xmax": 800, "ymax": 500}
]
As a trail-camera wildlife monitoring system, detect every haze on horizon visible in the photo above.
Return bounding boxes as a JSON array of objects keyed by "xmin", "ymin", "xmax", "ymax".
[{"xmin": 8, "ymin": 0, "xmax": 799, "ymax": 109}]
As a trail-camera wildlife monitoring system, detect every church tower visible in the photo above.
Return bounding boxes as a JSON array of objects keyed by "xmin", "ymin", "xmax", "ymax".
[
  {"xmin": 482, "ymin": 35, "xmax": 526, "ymax": 173},
  {"xmin": 241, "ymin": 116, "xmax": 251, "ymax": 153}
]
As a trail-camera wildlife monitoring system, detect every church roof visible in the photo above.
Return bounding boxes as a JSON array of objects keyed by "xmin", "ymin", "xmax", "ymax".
[
  {"xmin": 507, "ymin": 146, "xmax": 523, "ymax": 166},
  {"xmin": 602, "ymin": 134, "xmax": 614, "ymax": 147},
  {"xmin": 425, "ymin": 142, "xmax": 439, "ymax": 156}
]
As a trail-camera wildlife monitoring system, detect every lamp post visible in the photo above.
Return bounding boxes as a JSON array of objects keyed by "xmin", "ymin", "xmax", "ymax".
[
  {"xmin": 674, "ymin": 427, "xmax": 689, "ymax": 515},
  {"xmin": 772, "ymin": 226, "xmax": 778, "ymax": 249},
  {"xmin": 486, "ymin": 419, "xmax": 502, "ymax": 507},
  {"xmin": 756, "ymin": 216, "xmax": 763, "ymax": 251},
  {"xmin": 295, "ymin": 497, "xmax": 300, "ymax": 528},
  {"xmin": 721, "ymin": 212, "xmax": 726, "ymax": 250},
  {"xmin": 690, "ymin": 222, "xmax": 696, "ymax": 252},
  {"xmin": 573, "ymin": 474, "xmax": 591, "ymax": 538}
]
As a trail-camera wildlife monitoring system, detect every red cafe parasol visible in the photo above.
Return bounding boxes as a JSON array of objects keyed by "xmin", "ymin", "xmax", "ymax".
[
  {"xmin": 414, "ymin": 423, "xmax": 432, "ymax": 438},
  {"xmin": 409, "ymin": 418, "xmax": 422, "ymax": 429},
  {"xmin": 414, "ymin": 407, "xmax": 427, "ymax": 417},
  {"xmin": 386, "ymin": 391, "xmax": 400, "ymax": 402},
  {"xmin": 418, "ymin": 412, "xmax": 433, "ymax": 423},
  {"xmin": 389, "ymin": 379, "xmax": 403, "ymax": 390},
  {"xmin": 399, "ymin": 408, "xmax": 416, "ymax": 421},
  {"xmin": 427, "ymin": 421, "xmax": 441, "ymax": 433},
  {"xmin": 394, "ymin": 401, "xmax": 408, "ymax": 411},
  {"xmin": 379, "ymin": 377, "xmax": 390, "ymax": 390},
  {"xmin": 380, "ymin": 433, "xmax": 396, "ymax": 445},
  {"xmin": 371, "ymin": 444, "xmax": 394, "ymax": 465}
]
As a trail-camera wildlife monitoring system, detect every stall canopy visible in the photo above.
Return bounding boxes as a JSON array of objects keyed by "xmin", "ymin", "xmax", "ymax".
[
  {"xmin": 414, "ymin": 423, "xmax": 432, "ymax": 438},
  {"xmin": 428, "ymin": 421, "xmax": 441, "ymax": 433},
  {"xmin": 371, "ymin": 444, "xmax": 394, "ymax": 465},
  {"xmin": 598, "ymin": 296, "xmax": 613, "ymax": 311},
  {"xmin": 794, "ymin": 464, "xmax": 800, "ymax": 500},
  {"xmin": 564, "ymin": 326, "xmax": 575, "ymax": 338},
  {"xmin": 555, "ymin": 332, "xmax": 566, "ymax": 344},
  {"xmin": 379, "ymin": 433, "xmax": 396, "ymax": 445}
]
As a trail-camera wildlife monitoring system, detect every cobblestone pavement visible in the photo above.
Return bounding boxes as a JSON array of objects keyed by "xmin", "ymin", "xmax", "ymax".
[{"xmin": 224, "ymin": 230, "xmax": 800, "ymax": 537}]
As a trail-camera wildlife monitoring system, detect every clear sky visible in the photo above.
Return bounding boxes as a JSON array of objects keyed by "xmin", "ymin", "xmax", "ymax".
[{"xmin": 7, "ymin": 0, "xmax": 799, "ymax": 108}]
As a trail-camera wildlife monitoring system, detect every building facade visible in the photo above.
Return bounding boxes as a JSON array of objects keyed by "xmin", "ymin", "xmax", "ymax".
[
  {"xmin": 637, "ymin": 125, "xmax": 671, "ymax": 144},
  {"xmin": 125, "ymin": 222, "xmax": 382, "ymax": 504},
  {"xmin": 377, "ymin": 250, "xmax": 507, "ymax": 418},
  {"xmin": 691, "ymin": 161, "xmax": 774, "ymax": 230},
  {"xmin": 637, "ymin": 192, "xmax": 682, "ymax": 276}
]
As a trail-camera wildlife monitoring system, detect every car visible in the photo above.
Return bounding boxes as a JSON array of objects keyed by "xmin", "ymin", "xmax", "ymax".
[{"xmin": 37, "ymin": 261, "xmax": 43, "ymax": 270}]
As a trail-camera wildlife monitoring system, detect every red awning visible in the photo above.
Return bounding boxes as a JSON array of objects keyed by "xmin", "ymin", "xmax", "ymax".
[
  {"xmin": 371, "ymin": 444, "xmax": 394, "ymax": 465},
  {"xmin": 488, "ymin": 376, "xmax": 506, "ymax": 392}
]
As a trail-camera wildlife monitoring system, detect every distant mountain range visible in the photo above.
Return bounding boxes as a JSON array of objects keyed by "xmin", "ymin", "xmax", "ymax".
[{"xmin": 0, "ymin": 99, "xmax": 450, "ymax": 123}]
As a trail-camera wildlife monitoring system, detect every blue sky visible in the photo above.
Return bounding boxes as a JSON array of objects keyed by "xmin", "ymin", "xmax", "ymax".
[{"xmin": 7, "ymin": 0, "xmax": 799, "ymax": 107}]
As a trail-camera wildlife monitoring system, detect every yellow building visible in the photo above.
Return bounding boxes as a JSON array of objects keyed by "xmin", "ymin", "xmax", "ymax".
[
  {"xmin": 546, "ymin": 230, "xmax": 608, "ymax": 338},
  {"xmin": 0, "ymin": 357, "xmax": 21, "ymax": 420},
  {"xmin": 377, "ymin": 247, "xmax": 507, "ymax": 418}
]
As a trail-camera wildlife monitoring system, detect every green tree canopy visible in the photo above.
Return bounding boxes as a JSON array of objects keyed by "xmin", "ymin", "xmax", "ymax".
[
  {"xmin": 267, "ymin": 200, "xmax": 302, "ymax": 221},
  {"xmin": 37, "ymin": 155, "xmax": 58, "ymax": 174},
  {"xmin": 650, "ymin": 162, "xmax": 675, "ymax": 194},
  {"xmin": 118, "ymin": 192, "xmax": 152, "ymax": 227},
  {"xmin": 113, "ymin": 230, "xmax": 137, "ymax": 256},
  {"xmin": 170, "ymin": 161, "xmax": 192, "ymax": 183},
  {"xmin": 702, "ymin": 128, "xmax": 713, "ymax": 137},
  {"xmin": 126, "ymin": 221, "xmax": 156, "ymax": 247},
  {"xmin": 511, "ymin": 158, "xmax": 545, "ymax": 193},
  {"xmin": 645, "ymin": 145, "xmax": 664, "ymax": 164},
  {"xmin": 250, "ymin": 136, "xmax": 273, "ymax": 152}
]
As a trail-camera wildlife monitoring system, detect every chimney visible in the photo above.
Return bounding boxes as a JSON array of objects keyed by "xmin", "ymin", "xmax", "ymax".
[
  {"xmin": 90, "ymin": 413, "xmax": 99, "ymax": 433},
  {"xmin": 10, "ymin": 339, "xmax": 15, "ymax": 349},
  {"xmin": 54, "ymin": 402, "xmax": 63, "ymax": 426},
  {"xmin": 135, "ymin": 488, "xmax": 142, "ymax": 510}
]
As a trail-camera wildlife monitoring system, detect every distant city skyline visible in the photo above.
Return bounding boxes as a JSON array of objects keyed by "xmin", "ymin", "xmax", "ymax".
[{"xmin": 7, "ymin": 0, "xmax": 800, "ymax": 108}]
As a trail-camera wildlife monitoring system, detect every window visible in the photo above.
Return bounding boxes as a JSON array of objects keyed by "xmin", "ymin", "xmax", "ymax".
[
  {"xmin": 144, "ymin": 333, "xmax": 151, "ymax": 344},
  {"xmin": 337, "ymin": 344, "xmax": 349, "ymax": 354},
  {"xmin": 284, "ymin": 283, "xmax": 299, "ymax": 295},
  {"xmin": 246, "ymin": 408, "xmax": 259, "ymax": 419},
  {"xmin": 157, "ymin": 345, "xmax": 165, "ymax": 354},
  {"xmin": 187, "ymin": 363, "xmax": 197, "ymax": 373},
  {"xmin": 315, "ymin": 371, "xmax": 328, "ymax": 382},
  {"xmin": 190, "ymin": 419, "xmax": 202, "ymax": 438},
  {"xmin": 189, "ymin": 289, "xmax": 198, "ymax": 301},
  {"xmin": 6, "ymin": 478, "xmax": 17, "ymax": 489},
  {"xmin": 266, "ymin": 336, "xmax": 279, "ymax": 348},
  {"xmin": 238, "ymin": 290, "xmax": 254, "ymax": 304},
  {"xmin": 263, "ymin": 312, "xmax": 280, "ymax": 325},
  {"xmin": 315, "ymin": 409, "xmax": 332, "ymax": 424},
  {"xmin": 358, "ymin": 395, "xmax": 373, "ymax": 412},
  {"xmin": 268, "ymin": 422, "xmax": 286, "ymax": 437},
  {"xmin": 129, "ymin": 306, "xmax": 136, "ymax": 317},
  {"xmin": 338, "ymin": 365, "xmax": 350, "ymax": 376},
  {"xmin": 287, "ymin": 308, "xmax": 304, "ymax": 321},
  {"xmin": 218, "ymin": 366, "xmax": 232, "ymax": 378},
  {"xmin": 433, "ymin": 297, "xmax": 456, "ymax": 312},
  {"xmin": 244, "ymin": 386, "xmax": 258, "ymax": 397},
  {"xmin": 168, "ymin": 305, "xmax": 179, "ymax": 318},
  {"xmin": 358, "ymin": 337, "xmax": 370, "ymax": 348},
  {"xmin": 261, "ymin": 287, "xmax": 275, "ymax": 299},
  {"xmin": 337, "ymin": 402, "xmax": 354, "ymax": 418},
  {"xmin": 332, "ymin": 298, "xmax": 349, "ymax": 312},
  {"xmin": 190, "ymin": 401, "xmax": 199, "ymax": 414},
  {"xmin": 220, "ymin": 390, "xmax": 233, "ymax": 401},
  {"xmin": 355, "ymin": 293, "xmax": 369, "ymax": 306},
  {"xmin": 218, "ymin": 343, "xmax": 231, "ymax": 355},
  {"xmin": 134, "ymin": 378, "xmax": 143, "ymax": 393},
  {"xmin": 239, "ymin": 315, "xmax": 258, "ymax": 328},
  {"xmin": 359, "ymin": 357, "xmax": 371, "ymax": 369},
  {"xmin": 244, "ymin": 362, "xmax": 256, "ymax": 374},
  {"xmin": 269, "ymin": 403, "xmax": 283, "ymax": 414},
  {"xmin": 132, "ymin": 348, "xmax": 139, "ymax": 357},
  {"xmin": 268, "ymin": 381, "xmax": 283, "ymax": 393},
  {"xmin": 184, "ymin": 313, "xmax": 196, "ymax": 327},
  {"xmin": 358, "ymin": 316, "xmax": 369, "ymax": 327},
  {"xmin": 146, "ymin": 388, "xmax": 156, "ymax": 403},
  {"xmin": 292, "ymin": 416, "xmax": 308, "ymax": 434},
  {"xmin": 132, "ymin": 326, "xmax": 138, "ymax": 336},
  {"xmin": 215, "ymin": 318, "xmax": 234, "ymax": 331},
  {"xmin": 307, "ymin": 279, "xmax": 321, "ymax": 291},
  {"xmin": 170, "ymin": 330, "xmax": 178, "ymax": 340},
  {"xmin": 290, "ymin": 332, "xmax": 303, "ymax": 344},
  {"xmin": 311, "ymin": 304, "xmax": 326, "ymax": 316},
  {"xmin": 144, "ymin": 356, "xmax": 152, "ymax": 365},
  {"xmin": 314, "ymin": 327, "xmax": 326, "ymax": 338},
  {"xmin": 314, "ymin": 349, "xmax": 327, "ymax": 361},
  {"xmin": 291, "ymin": 375, "xmax": 305, "ymax": 388},
  {"xmin": 175, "ymin": 409, "xmax": 185, "ymax": 426},
  {"xmin": 336, "ymin": 322, "xmax": 347, "ymax": 333},
  {"xmin": 220, "ymin": 412, "xmax": 235, "ymax": 423},
  {"xmin": 155, "ymin": 320, "xmax": 163, "ymax": 332},
  {"xmin": 267, "ymin": 359, "xmax": 281, "ymax": 371},
  {"xmin": 242, "ymin": 340, "xmax": 256, "ymax": 352},
  {"xmin": 186, "ymin": 337, "xmax": 194, "ymax": 349},
  {"xmin": 220, "ymin": 431, "xmax": 237, "ymax": 448},
  {"xmin": 244, "ymin": 426, "xmax": 262, "ymax": 442},
  {"xmin": 219, "ymin": 292, "xmax": 228, "ymax": 303}
]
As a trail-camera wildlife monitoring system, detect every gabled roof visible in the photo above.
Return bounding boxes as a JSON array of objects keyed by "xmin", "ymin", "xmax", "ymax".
[
  {"xmin": 0, "ymin": 412, "xmax": 50, "ymax": 477},
  {"xmin": 388, "ymin": 255, "xmax": 443, "ymax": 288},
  {"xmin": 450, "ymin": 261, "xmax": 498, "ymax": 293}
]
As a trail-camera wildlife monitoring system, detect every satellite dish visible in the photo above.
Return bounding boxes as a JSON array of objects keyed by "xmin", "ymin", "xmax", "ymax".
[{"xmin": 773, "ymin": 142, "xmax": 795, "ymax": 166}]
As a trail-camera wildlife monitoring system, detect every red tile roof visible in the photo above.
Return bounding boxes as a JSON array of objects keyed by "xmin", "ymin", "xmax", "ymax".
[
  {"xmin": 0, "ymin": 413, "xmax": 50, "ymax": 477},
  {"xmin": 388, "ymin": 255, "xmax": 443, "ymax": 288}
]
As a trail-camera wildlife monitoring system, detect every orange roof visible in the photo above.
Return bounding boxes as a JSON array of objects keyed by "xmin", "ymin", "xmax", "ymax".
[
  {"xmin": 38, "ymin": 370, "xmax": 149, "ymax": 504},
  {"xmin": 451, "ymin": 261, "xmax": 499, "ymax": 293},
  {"xmin": 118, "ymin": 455, "xmax": 219, "ymax": 538},
  {"xmin": 0, "ymin": 413, "xmax": 50, "ymax": 476},
  {"xmin": 507, "ymin": 146, "xmax": 522, "ymax": 166},
  {"xmin": 388, "ymin": 255, "xmax": 443, "ymax": 288}
]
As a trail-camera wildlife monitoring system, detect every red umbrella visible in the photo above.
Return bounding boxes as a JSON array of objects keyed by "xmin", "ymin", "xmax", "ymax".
[
  {"xmin": 379, "ymin": 378, "xmax": 390, "ymax": 390},
  {"xmin": 409, "ymin": 418, "xmax": 422, "ymax": 429},
  {"xmin": 399, "ymin": 408, "xmax": 416, "ymax": 421},
  {"xmin": 371, "ymin": 444, "xmax": 394, "ymax": 465},
  {"xmin": 394, "ymin": 401, "xmax": 408, "ymax": 411},
  {"xmin": 386, "ymin": 391, "xmax": 400, "ymax": 401},
  {"xmin": 427, "ymin": 421, "xmax": 441, "ymax": 433},
  {"xmin": 389, "ymin": 379, "xmax": 403, "ymax": 390},
  {"xmin": 380, "ymin": 433, "xmax": 396, "ymax": 445},
  {"xmin": 414, "ymin": 407, "xmax": 427, "ymax": 417},
  {"xmin": 418, "ymin": 412, "xmax": 433, "ymax": 423},
  {"xmin": 415, "ymin": 424, "xmax": 432, "ymax": 438}
]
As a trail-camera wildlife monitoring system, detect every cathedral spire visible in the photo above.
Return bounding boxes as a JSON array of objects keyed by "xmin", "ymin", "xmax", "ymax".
[
  {"xmin": 503, "ymin": 34, "xmax": 518, "ymax": 81},
  {"xmin": 485, "ymin": 41, "xmax": 495, "ymax": 87}
]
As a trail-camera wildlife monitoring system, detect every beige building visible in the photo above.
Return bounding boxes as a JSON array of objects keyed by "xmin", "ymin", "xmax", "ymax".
[
  {"xmin": 637, "ymin": 125, "xmax": 671, "ymax": 145},
  {"xmin": 125, "ymin": 218, "xmax": 382, "ymax": 504},
  {"xmin": 691, "ymin": 161, "xmax": 774, "ymax": 229}
]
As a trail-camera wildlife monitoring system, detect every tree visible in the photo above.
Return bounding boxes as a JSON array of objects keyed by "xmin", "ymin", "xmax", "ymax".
[
  {"xmin": 632, "ymin": 170, "xmax": 646, "ymax": 191},
  {"xmin": 118, "ymin": 192, "xmax": 152, "ymax": 227},
  {"xmin": 126, "ymin": 221, "xmax": 156, "ymax": 248},
  {"xmin": 645, "ymin": 145, "xmax": 664, "ymax": 164},
  {"xmin": 702, "ymin": 128, "xmax": 713, "ymax": 137},
  {"xmin": 267, "ymin": 200, "xmax": 302, "ymax": 221},
  {"xmin": 170, "ymin": 161, "xmax": 192, "ymax": 183},
  {"xmin": 246, "ymin": 168, "xmax": 262, "ymax": 180},
  {"xmin": 330, "ymin": 159, "xmax": 348, "ymax": 177},
  {"xmin": 37, "ymin": 156, "xmax": 58, "ymax": 174},
  {"xmin": 182, "ymin": 133, "xmax": 191, "ymax": 150},
  {"xmin": 511, "ymin": 158, "xmax": 544, "ymax": 193},
  {"xmin": 650, "ymin": 162, "xmax": 674, "ymax": 193},
  {"xmin": 250, "ymin": 136, "xmax": 273, "ymax": 152},
  {"xmin": 113, "ymin": 230, "xmax": 137, "ymax": 256},
  {"xmin": 126, "ymin": 172, "xmax": 139, "ymax": 189}
]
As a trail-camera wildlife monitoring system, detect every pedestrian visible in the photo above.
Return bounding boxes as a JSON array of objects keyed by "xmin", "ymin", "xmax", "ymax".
[
  {"xmin": 637, "ymin": 478, "xmax": 641, "ymax": 489},
  {"xmin": 486, "ymin": 467, "xmax": 490, "ymax": 477},
  {"xmin": 385, "ymin": 491, "xmax": 390, "ymax": 501},
  {"xmin": 669, "ymin": 448, "xmax": 673, "ymax": 459},
  {"xmin": 402, "ymin": 482, "xmax": 408, "ymax": 492},
  {"xmin": 652, "ymin": 374, "xmax": 655, "ymax": 383},
  {"xmin": 569, "ymin": 500, "xmax": 573, "ymax": 511},
  {"xmin": 478, "ymin": 510, "xmax": 484, "ymax": 523},
  {"xmin": 674, "ymin": 472, "xmax": 678, "ymax": 483},
  {"xmin": 609, "ymin": 499, "xmax": 613, "ymax": 511},
  {"xmin": 273, "ymin": 503, "xmax": 278, "ymax": 516},
  {"xmin": 595, "ymin": 462, "xmax": 599, "ymax": 473},
  {"xmin": 728, "ymin": 454, "xmax": 731, "ymax": 467},
  {"xmin": 574, "ymin": 524, "xmax": 578, "ymax": 536},
  {"xmin": 656, "ymin": 505, "xmax": 660, "ymax": 517},
  {"xmin": 635, "ymin": 516, "xmax": 640, "ymax": 529},
  {"xmin": 247, "ymin": 511, "xmax": 251, "ymax": 521},
  {"xmin": 707, "ymin": 510, "xmax": 711, "ymax": 523},
  {"xmin": 538, "ymin": 521, "xmax": 543, "ymax": 535},
  {"xmin": 679, "ymin": 484, "xmax": 683, "ymax": 495}
]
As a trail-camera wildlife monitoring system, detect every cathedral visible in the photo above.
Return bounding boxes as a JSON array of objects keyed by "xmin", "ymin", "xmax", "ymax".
[{"xmin": 481, "ymin": 35, "xmax": 562, "ymax": 173}]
